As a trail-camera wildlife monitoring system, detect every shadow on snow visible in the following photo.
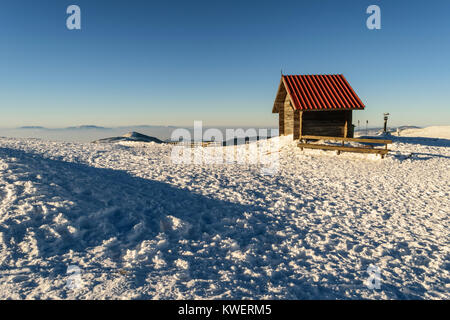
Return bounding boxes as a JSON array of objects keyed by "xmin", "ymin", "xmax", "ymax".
[{"xmin": 0, "ymin": 147, "xmax": 432, "ymax": 299}]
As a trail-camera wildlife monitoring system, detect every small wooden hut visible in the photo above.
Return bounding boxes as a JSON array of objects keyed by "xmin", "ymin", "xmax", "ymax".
[{"xmin": 272, "ymin": 74, "xmax": 365, "ymax": 139}]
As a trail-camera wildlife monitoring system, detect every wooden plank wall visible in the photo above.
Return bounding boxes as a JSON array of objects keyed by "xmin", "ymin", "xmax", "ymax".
[
  {"xmin": 347, "ymin": 111, "xmax": 354, "ymax": 138},
  {"xmin": 273, "ymin": 81, "xmax": 287, "ymax": 113},
  {"xmin": 283, "ymin": 96, "xmax": 294, "ymax": 135},
  {"xmin": 294, "ymin": 110, "xmax": 353, "ymax": 138},
  {"xmin": 293, "ymin": 110, "xmax": 302, "ymax": 140},
  {"xmin": 279, "ymin": 102, "xmax": 285, "ymax": 135}
]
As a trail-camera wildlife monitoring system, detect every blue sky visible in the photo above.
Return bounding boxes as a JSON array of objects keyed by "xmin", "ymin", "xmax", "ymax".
[{"xmin": 0, "ymin": 0, "xmax": 449, "ymax": 128}]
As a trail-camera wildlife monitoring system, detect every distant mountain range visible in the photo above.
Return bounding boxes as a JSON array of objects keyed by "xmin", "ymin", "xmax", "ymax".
[
  {"xmin": 396, "ymin": 125, "xmax": 421, "ymax": 131},
  {"xmin": 65, "ymin": 125, "xmax": 110, "ymax": 130},
  {"xmin": 19, "ymin": 126, "xmax": 46, "ymax": 129},
  {"xmin": 17, "ymin": 125, "xmax": 175, "ymax": 130},
  {"xmin": 355, "ymin": 125, "xmax": 422, "ymax": 132}
]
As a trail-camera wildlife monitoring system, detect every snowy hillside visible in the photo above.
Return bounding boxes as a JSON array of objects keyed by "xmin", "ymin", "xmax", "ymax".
[
  {"xmin": 398, "ymin": 126, "xmax": 450, "ymax": 140},
  {"xmin": 0, "ymin": 127, "xmax": 449, "ymax": 299}
]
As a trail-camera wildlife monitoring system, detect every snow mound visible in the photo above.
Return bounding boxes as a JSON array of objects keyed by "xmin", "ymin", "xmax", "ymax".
[{"xmin": 92, "ymin": 131, "xmax": 163, "ymax": 144}]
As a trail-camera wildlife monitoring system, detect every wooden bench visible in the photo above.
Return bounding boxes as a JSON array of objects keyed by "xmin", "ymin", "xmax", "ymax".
[{"xmin": 298, "ymin": 135, "xmax": 392, "ymax": 158}]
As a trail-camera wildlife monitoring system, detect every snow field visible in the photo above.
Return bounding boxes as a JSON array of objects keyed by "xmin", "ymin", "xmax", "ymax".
[{"xmin": 0, "ymin": 127, "xmax": 449, "ymax": 299}]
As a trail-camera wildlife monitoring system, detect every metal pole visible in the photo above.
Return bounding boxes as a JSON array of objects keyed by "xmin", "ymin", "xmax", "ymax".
[{"xmin": 383, "ymin": 113, "xmax": 390, "ymax": 134}]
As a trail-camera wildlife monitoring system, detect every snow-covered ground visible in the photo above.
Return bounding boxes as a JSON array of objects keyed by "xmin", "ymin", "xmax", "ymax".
[{"xmin": 0, "ymin": 126, "xmax": 449, "ymax": 299}]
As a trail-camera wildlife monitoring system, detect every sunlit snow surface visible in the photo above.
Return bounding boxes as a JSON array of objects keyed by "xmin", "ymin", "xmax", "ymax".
[{"xmin": 0, "ymin": 127, "xmax": 449, "ymax": 299}]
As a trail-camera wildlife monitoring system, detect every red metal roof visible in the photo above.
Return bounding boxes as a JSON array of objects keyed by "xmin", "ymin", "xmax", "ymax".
[{"xmin": 281, "ymin": 74, "xmax": 365, "ymax": 111}]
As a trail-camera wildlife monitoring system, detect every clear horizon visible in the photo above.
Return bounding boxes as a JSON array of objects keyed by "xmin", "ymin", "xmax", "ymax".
[
  {"xmin": 0, "ymin": 123, "xmax": 430, "ymax": 130},
  {"xmin": 1, "ymin": 0, "xmax": 449, "ymax": 128}
]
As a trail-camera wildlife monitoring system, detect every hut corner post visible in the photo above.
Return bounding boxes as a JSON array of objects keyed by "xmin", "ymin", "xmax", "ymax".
[
  {"xmin": 279, "ymin": 104, "xmax": 284, "ymax": 135},
  {"xmin": 343, "ymin": 111, "xmax": 353, "ymax": 144},
  {"xmin": 347, "ymin": 110, "xmax": 353, "ymax": 138},
  {"xmin": 294, "ymin": 110, "xmax": 303, "ymax": 140},
  {"xmin": 344, "ymin": 118, "xmax": 348, "ymax": 139}
]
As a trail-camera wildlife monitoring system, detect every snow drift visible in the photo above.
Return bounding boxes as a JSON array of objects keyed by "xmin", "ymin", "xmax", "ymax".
[{"xmin": 92, "ymin": 131, "xmax": 163, "ymax": 144}]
